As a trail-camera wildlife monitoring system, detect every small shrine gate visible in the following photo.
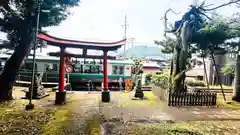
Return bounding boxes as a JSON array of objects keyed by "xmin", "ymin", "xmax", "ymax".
[{"xmin": 37, "ymin": 32, "xmax": 125, "ymax": 104}]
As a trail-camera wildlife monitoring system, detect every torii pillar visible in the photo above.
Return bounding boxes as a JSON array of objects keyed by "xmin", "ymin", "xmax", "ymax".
[
  {"xmin": 55, "ymin": 47, "xmax": 67, "ymax": 104},
  {"xmin": 102, "ymin": 50, "xmax": 110, "ymax": 102}
]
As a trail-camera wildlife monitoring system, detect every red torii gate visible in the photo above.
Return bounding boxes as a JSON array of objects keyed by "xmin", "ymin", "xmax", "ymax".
[{"xmin": 37, "ymin": 32, "xmax": 125, "ymax": 104}]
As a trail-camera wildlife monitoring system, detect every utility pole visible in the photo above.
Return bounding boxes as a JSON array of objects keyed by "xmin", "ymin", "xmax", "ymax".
[
  {"xmin": 121, "ymin": 15, "xmax": 128, "ymax": 59},
  {"xmin": 26, "ymin": 0, "xmax": 41, "ymax": 110},
  {"xmin": 128, "ymin": 37, "xmax": 135, "ymax": 49}
]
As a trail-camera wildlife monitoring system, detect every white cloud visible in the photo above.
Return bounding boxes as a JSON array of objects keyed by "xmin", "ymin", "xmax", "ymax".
[
  {"xmin": 47, "ymin": 0, "xmax": 238, "ymax": 43},
  {"xmin": 3, "ymin": 0, "xmax": 240, "ymax": 54}
]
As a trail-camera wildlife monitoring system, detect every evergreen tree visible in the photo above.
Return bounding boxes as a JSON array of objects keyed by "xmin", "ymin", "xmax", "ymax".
[{"xmin": 0, "ymin": 0, "xmax": 79, "ymax": 101}]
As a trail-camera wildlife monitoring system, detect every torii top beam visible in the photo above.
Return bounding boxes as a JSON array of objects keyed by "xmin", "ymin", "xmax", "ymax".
[{"xmin": 37, "ymin": 32, "xmax": 126, "ymax": 51}]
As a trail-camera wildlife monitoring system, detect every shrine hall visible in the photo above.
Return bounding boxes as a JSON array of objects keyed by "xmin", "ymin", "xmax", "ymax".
[{"xmin": 37, "ymin": 32, "xmax": 126, "ymax": 104}]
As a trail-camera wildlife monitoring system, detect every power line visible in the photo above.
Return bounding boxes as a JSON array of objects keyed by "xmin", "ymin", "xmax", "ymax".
[
  {"xmin": 121, "ymin": 15, "xmax": 128, "ymax": 59},
  {"xmin": 128, "ymin": 37, "xmax": 135, "ymax": 49}
]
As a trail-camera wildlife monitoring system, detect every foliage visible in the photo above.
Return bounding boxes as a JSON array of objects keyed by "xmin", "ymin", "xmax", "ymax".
[
  {"xmin": 0, "ymin": 0, "xmax": 79, "ymax": 100},
  {"xmin": 0, "ymin": 0, "xmax": 78, "ymax": 48},
  {"xmin": 154, "ymin": 37, "xmax": 176, "ymax": 54},
  {"xmin": 145, "ymin": 73, "xmax": 153, "ymax": 85},
  {"xmin": 193, "ymin": 19, "xmax": 232, "ymax": 51},
  {"xmin": 221, "ymin": 62, "xmax": 235, "ymax": 76},
  {"xmin": 152, "ymin": 74, "xmax": 169, "ymax": 89},
  {"xmin": 156, "ymin": 15, "xmax": 240, "ymax": 57},
  {"xmin": 185, "ymin": 78, "xmax": 206, "ymax": 87}
]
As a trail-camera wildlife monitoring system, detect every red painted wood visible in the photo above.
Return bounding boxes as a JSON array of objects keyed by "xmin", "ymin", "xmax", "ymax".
[
  {"xmin": 48, "ymin": 52, "xmax": 116, "ymax": 60},
  {"xmin": 59, "ymin": 47, "xmax": 65, "ymax": 92},
  {"xmin": 37, "ymin": 33, "xmax": 125, "ymax": 47},
  {"xmin": 103, "ymin": 51, "xmax": 108, "ymax": 91}
]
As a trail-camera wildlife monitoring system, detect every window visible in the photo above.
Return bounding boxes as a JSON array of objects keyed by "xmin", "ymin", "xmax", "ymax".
[
  {"xmin": 53, "ymin": 64, "xmax": 58, "ymax": 71},
  {"xmin": 73, "ymin": 64, "xmax": 82, "ymax": 73},
  {"xmin": 112, "ymin": 65, "xmax": 118, "ymax": 75},
  {"xmin": 45, "ymin": 63, "xmax": 58, "ymax": 71},
  {"xmin": 22, "ymin": 63, "xmax": 37, "ymax": 71},
  {"xmin": 118, "ymin": 66, "xmax": 124, "ymax": 75},
  {"xmin": 83, "ymin": 65, "xmax": 91, "ymax": 73},
  {"xmin": 73, "ymin": 64, "xmax": 101, "ymax": 74},
  {"xmin": 91, "ymin": 65, "xmax": 100, "ymax": 74},
  {"xmin": 112, "ymin": 65, "xmax": 124, "ymax": 75},
  {"xmin": 25, "ymin": 63, "xmax": 33, "ymax": 70}
]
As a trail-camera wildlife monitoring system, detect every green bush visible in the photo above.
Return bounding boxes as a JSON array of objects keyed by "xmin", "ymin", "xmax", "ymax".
[
  {"xmin": 152, "ymin": 74, "xmax": 169, "ymax": 89},
  {"xmin": 220, "ymin": 63, "xmax": 235, "ymax": 76},
  {"xmin": 185, "ymin": 79, "xmax": 206, "ymax": 87},
  {"xmin": 145, "ymin": 73, "xmax": 153, "ymax": 85}
]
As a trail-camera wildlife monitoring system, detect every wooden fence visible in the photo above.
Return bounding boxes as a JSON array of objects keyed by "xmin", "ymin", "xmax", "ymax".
[
  {"xmin": 188, "ymin": 86, "xmax": 233, "ymax": 93},
  {"xmin": 168, "ymin": 91, "xmax": 217, "ymax": 106}
]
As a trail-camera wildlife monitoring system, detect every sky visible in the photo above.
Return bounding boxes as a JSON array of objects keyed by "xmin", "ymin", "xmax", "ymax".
[{"xmin": 1, "ymin": 0, "xmax": 240, "ymax": 55}]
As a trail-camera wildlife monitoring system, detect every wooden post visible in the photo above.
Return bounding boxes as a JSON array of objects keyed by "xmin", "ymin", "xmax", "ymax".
[
  {"xmin": 103, "ymin": 51, "xmax": 108, "ymax": 92},
  {"xmin": 55, "ymin": 47, "xmax": 67, "ymax": 104},
  {"xmin": 59, "ymin": 47, "xmax": 65, "ymax": 92},
  {"xmin": 101, "ymin": 50, "xmax": 110, "ymax": 102}
]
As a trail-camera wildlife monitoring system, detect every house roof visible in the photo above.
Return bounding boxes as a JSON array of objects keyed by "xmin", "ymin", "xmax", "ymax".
[{"xmin": 143, "ymin": 62, "xmax": 161, "ymax": 68}]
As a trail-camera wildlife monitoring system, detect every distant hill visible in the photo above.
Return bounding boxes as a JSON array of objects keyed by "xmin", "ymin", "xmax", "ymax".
[{"xmin": 117, "ymin": 45, "xmax": 169, "ymax": 60}]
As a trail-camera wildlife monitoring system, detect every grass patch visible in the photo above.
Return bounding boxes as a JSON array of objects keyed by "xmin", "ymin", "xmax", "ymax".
[
  {"xmin": 0, "ymin": 107, "xmax": 54, "ymax": 135},
  {"xmin": 0, "ymin": 89, "xmax": 103, "ymax": 135},
  {"xmin": 119, "ymin": 121, "xmax": 240, "ymax": 135},
  {"xmin": 85, "ymin": 115, "xmax": 101, "ymax": 135},
  {"xmin": 216, "ymin": 93, "xmax": 240, "ymax": 110},
  {"xmin": 41, "ymin": 108, "xmax": 70, "ymax": 135},
  {"xmin": 119, "ymin": 92, "xmax": 161, "ymax": 107}
]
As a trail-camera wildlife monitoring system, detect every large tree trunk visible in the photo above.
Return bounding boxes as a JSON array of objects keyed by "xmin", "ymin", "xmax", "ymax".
[
  {"xmin": 168, "ymin": 56, "xmax": 174, "ymax": 90},
  {"xmin": 171, "ymin": 21, "xmax": 190, "ymax": 93},
  {"xmin": 0, "ymin": 27, "xmax": 33, "ymax": 101},
  {"xmin": 232, "ymin": 54, "xmax": 240, "ymax": 102},
  {"xmin": 171, "ymin": 38, "xmax": 184, "ymax": 92}
]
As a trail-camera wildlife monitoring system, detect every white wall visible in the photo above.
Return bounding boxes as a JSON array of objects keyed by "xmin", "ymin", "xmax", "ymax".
[
  {"xmin": 107, "ymin": 64, "xmax": 112, "ymax": 75},
  {"xmin": 124, "ymin": 64, "xmax": 132, "ymax": 76},
  {"xmin": 37, "ymin": 62, "xmax": 45, "ymax": 72}
]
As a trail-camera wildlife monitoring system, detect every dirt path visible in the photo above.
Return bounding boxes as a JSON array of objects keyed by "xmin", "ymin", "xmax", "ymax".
[
  {"xmin": 60, "ymin": 92, "xmax": 101, "ymax": 135},
  {"xmin": 61, "ymin": 91, "xmax": 240, "ymax": 135},
  {"xmin": 50, "ymin": 91, "xmax": 174, "ymax": 135},
  {"xmin": 100, "ymin": 92, "xmax": 173, "ymax": 122}
]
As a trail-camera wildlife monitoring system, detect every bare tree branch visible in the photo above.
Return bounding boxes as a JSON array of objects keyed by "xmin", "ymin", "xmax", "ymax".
[
  {"xmin": 199, "ymin": 12, "xmax": 212, "ymax": 20},
  {"xmin": 160, "ymin": 9, "xmax": 180, "ymax": 20},
  {"xmin": 204, "ymin": 0, "xmax": 240, "ymax": 11},
  {"xmin": 199, "ymin": 0, "xmax": 206, "ymax": 7},
  {"xmin": 203, "ymin": 4, "xmax": 214, "ymax": 8},
  {"xmin": 160, "ymin": 8, "xmax": 181, "ymax": 36}
]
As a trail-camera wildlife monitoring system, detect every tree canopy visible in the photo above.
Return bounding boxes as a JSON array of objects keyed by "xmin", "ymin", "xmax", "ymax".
[
  {"xmin": 155, "ymin": 15, "xmax": 240, "ymax": 57},
  {"xmin": 0, "ymin": 0, "xmax": 78, "ymax": 48},
  {"xmin": 0, "ymin": 0, "xmax": 80, "ymax": 101}
]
